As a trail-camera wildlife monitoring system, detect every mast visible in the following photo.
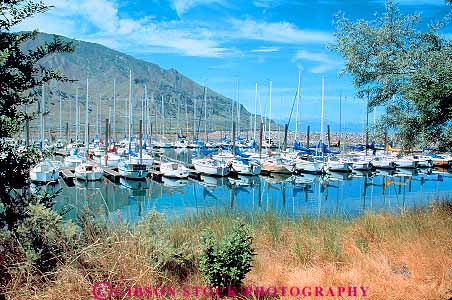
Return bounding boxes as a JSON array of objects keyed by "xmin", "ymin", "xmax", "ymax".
[
  {"xmin": 204, "ymin": 83, "xmax": 207, "ymax": 142},
  {"xmin": 161, "ymin": 95, "xmax": 165, "ymax": 139},
  {"xmin": 69, "ymin": 97, "xmax": 72, "ymax": 141},
  {"xmin": 75, "ymin": 87, "xmax": 79, "ymax": 142},
  {"xmin": 40, "ymin": 84, "xmax": 44, "ymax": 149},
  {"xmin": 59, "ymin": 94, "xmax": 62, "ymax": 140},
  {"xmin": 144, "ymin": 84, "xmax": 148, "ymax": 138},
  {"xmin": 236, "ymin": 79, "xmax": 240, "ymax": 137},
  {"xmin": 185, "ymin": 97, "xmax": 189, "ymax": 137},
  {"xmin": 96, "ymin": 96, "xmax": 100, "ymax": 139},
  {"xmin": 295, "ymin": 70, "xmax": 301, "ymax": 142},
  {"xmin": 339, "ymin": 93, "xmax": 342, "ymax": 149},
  {"xmin": 253, "ymin": 82, "xmax": 257, "ymax": 140},
  {"xmin": 193, "ymin": 94, "xmax": 196, "ymax": 139},
  {"xmin": 85, "ymin": 78, "xmax": 89, "ymax": 147},
  {"xmin": 268, "ymin": 80, "xmax": 272, "ymax": 144},
  {"xmin": 128, "ymin": 69, "xmax": 132, "ymax": 144},
  {"xmin": 230, "ymin": 83, "xmax": 234, "ymax": 141},
  {"xmin": 177, "ymin": 95, "xmax": 180, "ymax": 137},
  {"xmin": 320, "ymin": 77, "xmax": 325, "ymax": 146},
  {"xmin": 113, "ymin": 79, "xmax": 116, "ymax": 142}
]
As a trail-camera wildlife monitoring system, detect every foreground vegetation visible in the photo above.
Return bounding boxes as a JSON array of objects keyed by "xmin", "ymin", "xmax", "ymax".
[{"xmin": 3, "ymin": 202, "xmax": 452, "ymax": 300}]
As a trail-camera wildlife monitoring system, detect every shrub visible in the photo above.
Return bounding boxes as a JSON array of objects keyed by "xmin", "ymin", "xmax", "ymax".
[
  {"xmin": 199, "ymin": 220, "xmax": 255, "ymax": 289},
  {"xmin": 136, "ymin": 211, "xmax": 196, "ymax": 281}
]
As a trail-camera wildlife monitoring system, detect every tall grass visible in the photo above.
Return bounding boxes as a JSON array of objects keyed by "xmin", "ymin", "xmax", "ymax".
[{"xmin": 4, "ymin": 201, "xmax": 452, "ymax": 300}]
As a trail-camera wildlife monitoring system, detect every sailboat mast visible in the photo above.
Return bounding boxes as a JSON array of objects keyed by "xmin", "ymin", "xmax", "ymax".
[
  {"xmin": 193, "ymin": 94, "xmax": 196, "ymax": 139},
  {"xmin": 40, "ymin": 84, "xmax": 44, "ymax": 149},
  {"xmin": 85, "ymin": 78, "xmax": 89, "ymax": 147},
  {"xmin": 128, "ymin": 70, "xmax": 132, "ymax": 144},
  {"xmin": 177, "ymin": 96, "xmax": 180, "ymax": 137},
  {"xmin": 268, "ymin": 80, "xmax": 272, "ymax": 144},
  {"xmin": 253, "ymin": 82, "xmax": 257, "ymax": 140},
  {"xmin": 231, "ymin": 92, "xmax": 234, "ymax": 141},
  {"xmin": 185, "ymin": 97, "xmax": 189, "ymax": 137},
  {"xmin": 96, "ymin": 96, "xmax": 100, "ymax": 139},
  {"xmin": 75, "ymin": 87, "xmax": 79, "ymax": 142},
  {"xmin": 320, "ymin": 77, "xmax": 325, "ymax": 145},
  {"xmin": 144, "ymin": 84, "xmax": 148, "ymax": 138},
  {"xmin": 204, "ymin": 83, "xmax": 207, "ymax": 142},
  {"xmin": 339, "ymin": 93, "xmax": 342, "ymax": 149},
  {"xmin": 59, "ymin": 94, "xmax": 62, "ymax": 139},
  {"xmin": 236, "ymin": 79, "xmax": 240, "ymax": 137},
  {"xmin": 113, "ymin": 79, "xmax": 116, "ymax": 142},
  {"xmin": 161, "ymin": 95, "xmax": 165, "ymax": 139},
  {"xmin": 295, "ymin": 70, "xmax": 301, "ymax": 142}
]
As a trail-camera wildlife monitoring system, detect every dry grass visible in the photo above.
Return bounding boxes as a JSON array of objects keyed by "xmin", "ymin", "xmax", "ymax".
[{"xmin": 4, "ymin": 202, "xmax": 452, "ymax": 300}]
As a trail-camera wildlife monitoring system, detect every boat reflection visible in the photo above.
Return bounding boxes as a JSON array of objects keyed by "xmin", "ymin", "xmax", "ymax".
[
  {"xmin": 119, "ymin": 178, "xmax": 148, "ymax": 190},
  {"xmin": 75, "ymin": 178, "xmax": 105, "ymax": 190},
  {"xmin": 161, "ymin": 176, "xmax": 189, "ymax": 187}
]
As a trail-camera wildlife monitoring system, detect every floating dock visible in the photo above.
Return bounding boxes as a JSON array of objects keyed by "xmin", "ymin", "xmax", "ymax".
[
  {"xmin": 101, "ymin": 166, "xmax": 121, "ymax": 182},
  {"xmin": 60, "ymin": 167, "xmax": 75, "ymax": 185}
]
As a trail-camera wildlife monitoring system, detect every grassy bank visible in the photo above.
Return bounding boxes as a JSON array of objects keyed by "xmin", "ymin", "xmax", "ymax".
[{"xmin": 5, "ymin": 202, "xmax": 452, "ymax": 300}]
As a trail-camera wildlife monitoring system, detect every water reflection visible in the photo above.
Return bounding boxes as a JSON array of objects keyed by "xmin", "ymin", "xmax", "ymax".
[{"xmin": 53, "ymin": 149, "xmax": 452, "ymax": 223}]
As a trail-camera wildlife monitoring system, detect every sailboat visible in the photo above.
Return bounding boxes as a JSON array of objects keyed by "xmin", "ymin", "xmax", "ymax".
[
  {"xmin": 192, "ymin": 158, "xmax": 230, "ymax": 176},
  {"xmin": 63, "ymin": 148, "xmax": 84, "ymax": 167},
  {"xmin": 230, "ymin": 157, "xmax": 261, "ymax": 175},
  {"xmin": 118, "ymin": 70, "xmax": 149, "ymax": 179},
  {"xmin": 74, "ymin": 163, "xmax": 103, "ymax": 181},
  {"xmin": 30, "ymin": 84, "xmax": 61, "ymax": 183},
  {"xmin": 160, "ymin": 162, "xmax": 191, "ymax": 178},
  {"xmin": 260, "ymin": 157, "xmax": 295, "ymax": 174}
]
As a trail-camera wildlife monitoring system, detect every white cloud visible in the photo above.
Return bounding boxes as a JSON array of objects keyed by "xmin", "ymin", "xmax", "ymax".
[
  {"xmin": 231, "ymin": 19, "xmax": 332, "ymax": 44},
  {"xmin": 171, "ymin": 0, "xmax": 226, "ymax": 16},
  {"xmin": 371, "ymin": 0, "xmax": 445, "ymax": 5},
  {"xmin": 250, "ymin": 46, "xmax": 280, "ymax": 53},
  {"xmin": 13, "ymin": 0, "xmax": 231, "ymax": 58},
  {"xmin": 252, "ymin": 0, "xmax": 285, "ymax": 8},
  {"xmin": 12, "ymin": 0, "xmax": 332, "ymax": 59},
  {"xmin": 293, "ymin": 50, "xmax": 342, "ymax": 74}
]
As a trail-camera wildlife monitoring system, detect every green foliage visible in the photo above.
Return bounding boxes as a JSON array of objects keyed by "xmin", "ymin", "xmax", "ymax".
[
  {"xmin": 0, "ymin": 0, "xmax": 74, "ymax": 291},
  {"xmin": 331, "ymin": 0, "xmax": 452, "ymax": 150},
  {"xmin": 136, "ymin": 211, "xmax": 197, "ymax": 280},
  {"xmin": 14, "ymin": 204, "xmax": 76, "ymax": 271},
  {"xmin": 199, "ymin": 220, "xmax": 255, "ymax": 289}
]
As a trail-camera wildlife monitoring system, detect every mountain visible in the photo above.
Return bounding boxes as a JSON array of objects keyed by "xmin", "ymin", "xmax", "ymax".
[{"xmin": 22, "ymin": 32, "xmax": 253, "ymax": 139}]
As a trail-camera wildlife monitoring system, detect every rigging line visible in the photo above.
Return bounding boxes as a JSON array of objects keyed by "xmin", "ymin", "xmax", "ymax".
[{"xmin": 286, "ymin": 90, "xmax": 299, "ymax": 128}]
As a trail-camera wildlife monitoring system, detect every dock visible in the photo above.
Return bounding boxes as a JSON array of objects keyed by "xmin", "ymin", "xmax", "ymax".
[
  {"xmin": 101, "ymin": 166, "xmax": 121, "ymax": 182},
  {"xmin": 60, "ymin": 167, "xmax": 75, "ymax": 185}
]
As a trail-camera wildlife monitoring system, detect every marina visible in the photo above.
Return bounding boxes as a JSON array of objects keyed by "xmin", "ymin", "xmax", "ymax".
[{"xmin": 27, "ymin": 148, "xmax": 452, "ymax": 223}]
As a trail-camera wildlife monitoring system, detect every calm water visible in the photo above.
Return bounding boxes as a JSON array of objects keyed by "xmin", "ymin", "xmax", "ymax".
[{"xmin": 42, "ymin": 149, "xmax": 452, "ymax": 223}]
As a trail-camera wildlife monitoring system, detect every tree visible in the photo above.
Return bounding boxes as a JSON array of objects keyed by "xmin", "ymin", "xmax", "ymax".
[
  {"xmin": 0, "ymin": 0, "xmax": 75, "ymax": 290},
  {"xmin": 331, "ymin": 0, "xmax": 452, "ymax": 150}
]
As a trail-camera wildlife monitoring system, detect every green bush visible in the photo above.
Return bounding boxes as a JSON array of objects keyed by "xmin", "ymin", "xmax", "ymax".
[
  {"xmin": 199, "ymin": 220, "xmax": 255, "ymax": 289},
  {"xmin": 136, "ymin": 211, "xmax": 196, "ymax": 280}
]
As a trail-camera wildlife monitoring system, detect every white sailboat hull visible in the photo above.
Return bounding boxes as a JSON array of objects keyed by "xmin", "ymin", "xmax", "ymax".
[
  {"xmin": 295, "ymin": 160, "xmax": 324, "ymax": 173},
  {"xmin": 231, "ymin": 163, "xmax": 261, "ymax": 175},
  {"xmin": 63, "ymin": 156, "xmax": 83, "ymax": 168},
  {"xmin": 393, "ymin": 159, "xmax": 417, "ymax": 168},
  {"xmin": 326, "ymin": 161, "xmax": 352, "ymax": 172},
  {"xmin": 160, "ymin": 163, "xmax": 191, "ymax": 178},
  {"xmin": 193, "ymin": 159, "xmax": 230, "ymax": 176},
  {"xmin": 118, "ymin": 160, "xmax": 148, "ymax": 179},
  {"xmin": 30, "ymin": 161, "xmax": 60, "ymax": 183},
  {"xmin": 100, "ymin": 153, "xmax": 121, "ymax": 167}
]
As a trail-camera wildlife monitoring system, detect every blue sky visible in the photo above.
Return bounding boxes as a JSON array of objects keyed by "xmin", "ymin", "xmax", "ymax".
[{"xmin": 14, "ymin": 0, "xmax": 452, "ymax": 126}]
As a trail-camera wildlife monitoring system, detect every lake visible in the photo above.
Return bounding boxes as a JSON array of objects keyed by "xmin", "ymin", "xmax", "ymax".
[{"xmin": 42, "ymin": 149, "xmax": 452, "ymax": 223}]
